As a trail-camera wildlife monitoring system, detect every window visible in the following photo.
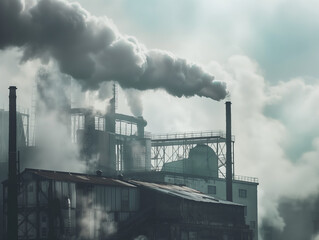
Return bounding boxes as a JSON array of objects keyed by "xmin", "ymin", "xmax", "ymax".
[
  {"xmin": 42, "ymin": 215, "xmax": 47, "ymax": 223},
  {"xmin": 239, "ymin": 189, "xmax": 247, "ymax": 198},
  {"xmin": 207, "ymin": 185, "xmax": 216, "ymax": 195}
]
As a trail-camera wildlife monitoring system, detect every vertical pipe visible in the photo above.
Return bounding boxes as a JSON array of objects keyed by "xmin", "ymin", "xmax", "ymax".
[
  {"xmin": 8, "ymin": 86, "xmax": 18, "ymax": 240},
  {"xmin": 226, "ymin": 101, "xmax": 233, "ymax": 201}
]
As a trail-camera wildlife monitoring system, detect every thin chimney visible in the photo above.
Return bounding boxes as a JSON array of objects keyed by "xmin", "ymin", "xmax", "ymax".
[
  {"xmin": 8, "ymin": 86, "xmax": 18, "ymax": 239},
  {"xmin": 226, "ymin": 101, "xmax": 233, "ymax": 201}
]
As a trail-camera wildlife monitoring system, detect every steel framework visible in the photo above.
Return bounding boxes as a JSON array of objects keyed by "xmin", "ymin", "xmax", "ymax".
[{"xmin": 150, "ymin": 131, "xmax": 235, "ymax": 178}]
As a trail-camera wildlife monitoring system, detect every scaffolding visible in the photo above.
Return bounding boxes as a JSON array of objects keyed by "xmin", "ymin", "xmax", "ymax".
[{"xmin": 150, "ymin": 131, "xmax": 235, "ymax": 178}]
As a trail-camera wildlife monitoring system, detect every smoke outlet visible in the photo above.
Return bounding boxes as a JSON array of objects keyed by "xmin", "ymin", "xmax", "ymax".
[
  {"xmin": 226, "ymin": 101, "xmax": 233, "ymax": 202},
  {"xmin": 8, "ymin": 86, "xmax": 18, "ymax": 240}
]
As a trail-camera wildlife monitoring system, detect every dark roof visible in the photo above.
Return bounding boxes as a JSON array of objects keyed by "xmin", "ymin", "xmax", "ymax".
[
  {"xmin": 130, "ymin": 180, "xmax": 242, "ymax": 206},
  {"xmin": 23, "ymin": 168, "xmax": 136, "ymax": 188}
]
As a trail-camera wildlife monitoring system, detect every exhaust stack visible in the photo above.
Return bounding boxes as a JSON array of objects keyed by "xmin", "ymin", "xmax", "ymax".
[
  {"xmin": 226, "ymin": 101, "xmax": 233, "ymax": 202},
  {"xmin": 7, "ymin": 86, "xmax": 18, "ymax": 240}
]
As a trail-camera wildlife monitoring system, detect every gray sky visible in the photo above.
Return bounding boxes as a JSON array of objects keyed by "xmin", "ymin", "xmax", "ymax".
[{"xmin": 1, "ymin": 0, "xmax": 319, "ymax": 238}]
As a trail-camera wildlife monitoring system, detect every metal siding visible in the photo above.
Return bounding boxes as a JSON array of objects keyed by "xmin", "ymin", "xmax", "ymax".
[
  {"xmin": 70, "ymin": 183, "xmax": 76, "ymax": 208},
  {"xmin": 106, "ymin": 187, "xmax": 112, "ymax": 211},
  {"xmin": 111, "ymin": 187, "xmax": 116, "ymax": 211},
  {"xmin": 116, "ymin": 187, "xmax": 121, "ymax": 211},
  {"xmin": 119, "ymin": 212, "xmax": 130, "ymax": 221},
  {"xmin": 129, "ymin": 188, "xmax": 136, "ymax": 211},
  {"xmin": 27, "ymin": 181, "xmax": 36, "ymax": 206},
  {"xmin": 55, "ymin": 181, "xmax": 62, "ymax": 199}
]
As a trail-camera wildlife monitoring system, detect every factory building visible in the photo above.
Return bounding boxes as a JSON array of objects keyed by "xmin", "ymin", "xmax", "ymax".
[
  {"xmin": 1, "ymin": 86, "xmax": 258, "ymax": 239},
  {"xmin": 2, "ymin": 168, "xmax": 252, "ymax": 240}
]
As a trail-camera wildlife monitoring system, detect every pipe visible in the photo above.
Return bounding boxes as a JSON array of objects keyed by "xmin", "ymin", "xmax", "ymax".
[
  {"xmin": 226, "ymin": 101, "xmax": 233, "ymax": 201},
  {"xmin": 7, "ymin": 86, "xmax": 18, "ymax": 240}
]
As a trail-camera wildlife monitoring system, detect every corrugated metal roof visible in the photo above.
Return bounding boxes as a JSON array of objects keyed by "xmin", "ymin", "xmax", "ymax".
[
  {"xmin": 24, "ymin": 168, "xmax": 136, "ymax": 188},
  {"xmin": 130, "ymin": 180, "xmax": 242, "ymax": 206}
]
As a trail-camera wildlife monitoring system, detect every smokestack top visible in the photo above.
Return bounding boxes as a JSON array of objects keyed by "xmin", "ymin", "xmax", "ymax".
[{"xmin": 9, "ymin": 86, "xmax": 17, "ymax": 95}]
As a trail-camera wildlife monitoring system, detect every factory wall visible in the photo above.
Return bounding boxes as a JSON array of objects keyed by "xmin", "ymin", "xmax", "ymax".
[
  {"xmin": 2, "ymin": 170, "xmax": 139, "ymax": 240},
  {"xmin": 134, "ymin": 182, "xmax": 253, "ymax": 240},
  {"xmin": 3, "ymin": 169, "xmax": 254, "ymax": 240}
]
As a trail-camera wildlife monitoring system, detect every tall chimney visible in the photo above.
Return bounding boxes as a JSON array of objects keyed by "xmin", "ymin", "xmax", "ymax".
[
  {"xmin": 8, "ymin": 86, "xmax": 18, "ymax": 240},
  {"xmin": 226, "ymin": 101, "xmax": 233, "ymax": 201}
]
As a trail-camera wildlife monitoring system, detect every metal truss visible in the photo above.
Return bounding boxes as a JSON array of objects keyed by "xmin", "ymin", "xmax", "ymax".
[{"xmin": 150, "ymin": 131, "xmax": 235, "ymax": 179}]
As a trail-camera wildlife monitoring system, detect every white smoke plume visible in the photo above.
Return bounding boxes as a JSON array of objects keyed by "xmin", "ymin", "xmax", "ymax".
[
  {"xmin": 78, "ymin": 198, "xmax": 117, "ymax": 239},
  {"xmin": 30, "ymin": 67, "xmax": 86, "ymax": 172},
  {"xmin": 206, "ymin": 55, "xmax": 319, "ymax": 239},
  {"xmin": 0, "ymin": 0, "xmax": 227, "ymax": 101},
  {"xmin": 125, "ymin": 89, "xmax": 143, "ymax": 117}
]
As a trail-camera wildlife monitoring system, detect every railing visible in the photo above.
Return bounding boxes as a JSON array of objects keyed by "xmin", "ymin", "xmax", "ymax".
[
  {"xmin": 233, "ymin": 175, "xmax": 259, "ymax": 183},
  {"xmin": 151, "ymin": 130, "xmax": 235, "ymax": 141},
  {"xmin": 156, "ymin": 166, "xmax": 259, "ymax": 183}
]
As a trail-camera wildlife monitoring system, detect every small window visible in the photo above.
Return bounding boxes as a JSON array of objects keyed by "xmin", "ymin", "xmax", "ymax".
[
  {"xmin": 207, "ymin": 185, "xmax": 216, "ymax": 195},
  {"xmin": 42, "ymin": 215, "xmax": 47, "ymax": 223},
  {"xmin": 239, "ymin": 189, "xmax": 247, "ymax": 198}
]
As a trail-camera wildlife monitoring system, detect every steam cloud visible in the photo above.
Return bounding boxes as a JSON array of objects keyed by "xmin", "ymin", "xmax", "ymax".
[
  {"xmin": 125, "ymin": 89, "xmax": 143, "ymax": 117},
  {"xmin": 31, "ymin": 67, "xmax": 86, "ymax": 172},
  {"xmin": 0, "ymin": 0, "xmax": 227, "ymax": 101}
]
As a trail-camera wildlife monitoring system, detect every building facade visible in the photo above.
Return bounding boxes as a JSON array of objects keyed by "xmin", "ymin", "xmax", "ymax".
[{"xmin": 3, "ymin": 168, "xmax": 253, "ymax": 240}]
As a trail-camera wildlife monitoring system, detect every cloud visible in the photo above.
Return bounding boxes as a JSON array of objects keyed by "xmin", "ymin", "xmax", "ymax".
[{"xmin": 204, "ymin": 55, "xmax": 319, "ymax": 238}]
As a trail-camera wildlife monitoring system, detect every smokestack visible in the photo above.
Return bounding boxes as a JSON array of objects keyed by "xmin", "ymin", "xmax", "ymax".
[
  {"xmin": 226, "ymin": 101, "xmax": 233, "ymax": 202},
  {"xmin": 7, "ymin": 86, "xmax": 18, "ymax": 240}
]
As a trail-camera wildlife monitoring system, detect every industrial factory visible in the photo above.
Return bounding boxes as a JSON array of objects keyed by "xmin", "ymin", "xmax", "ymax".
[{"xmin": 1, "ymin": 86, "xmax": 258, "ymax": 240}]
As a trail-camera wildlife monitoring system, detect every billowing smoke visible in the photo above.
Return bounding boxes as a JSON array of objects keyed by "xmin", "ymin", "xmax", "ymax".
[
  {"xmin": 125, "ymin": 89, "xmax": 143, "ymax": 117},
  {"xmin": 259, "ymin": 194, "xmax": 319, "ymax": 240},
  {"xmin": 0, "ymin": 0, "xmax": 227, "ymax": 101},
  {"xmin": 206, "ymin": 56, "xmax": 319, "ymax": 240},
  {"xmin": 30, "ymin": 67, "xmax": 86, "ymax": 172}
]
